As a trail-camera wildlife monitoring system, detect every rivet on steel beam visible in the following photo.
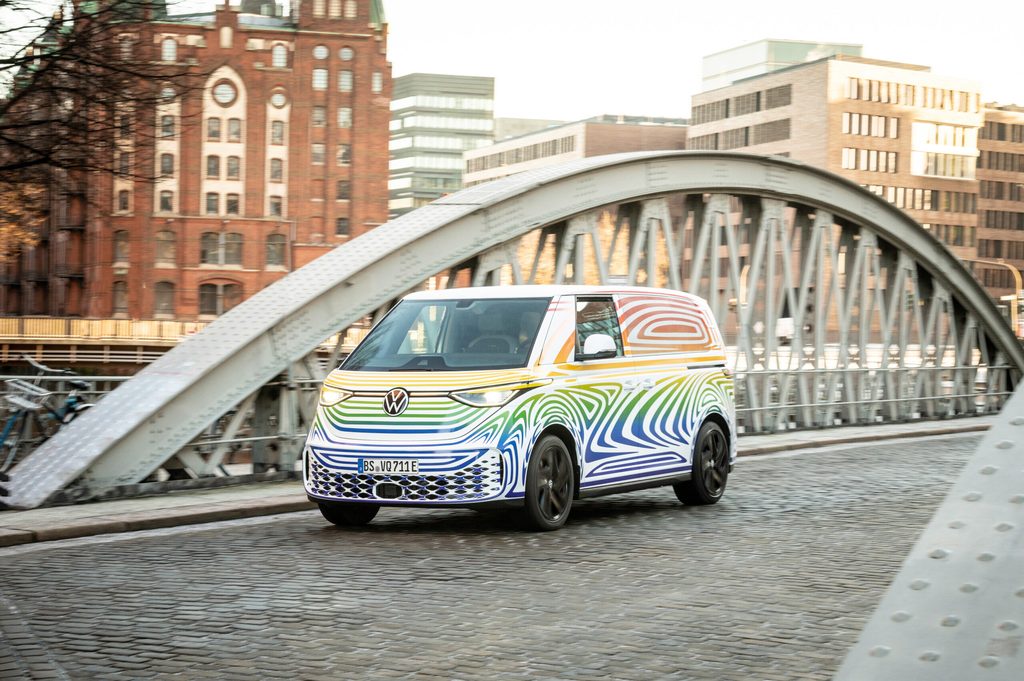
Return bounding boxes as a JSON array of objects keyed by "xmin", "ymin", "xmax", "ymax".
[
  {"xmin": 929, "ymin": 549, "xmax": 951, "ymax": 559},
  {"xmin": 919, "ymin": 651, "xmax": 941, "ymax": 662},
  {"xmin": 890, "ymin": 611, "xmax": 912, "ymax": 623},
  {"xmin": 978, "ymin": 656, "xmax": 1000, "ymax": 668},
  {"xmin": 964, "ymin": 492, "xmax": 983, "ymax": 502},
  {"xmin": 960, "ymin": 583, "xmax": 979, "ymax": 593},
  {"xmin": 980, "ymin": 465, "xmax": 999, "ymax": 475},
  {"xmin": 910, "ymin": 579, "xmax": 931, "ymax": 590},
  {"xmin": 869, "ymin": 646, "xmax": 891, "ymax": 658},
  {"xmin": 998, "ymin": 620, "xmax": 1020, "ymax": 631},
  {"xmin": 941, "ymin": 616, "xmax": 961, "ymax": 627},
  {"xmin": 948, "ymin": 520, "xmax": 966, "ymax": 529},
  {"xmin": 977, "ymin": 553, "xmax": 997, "ymax": 563},
  {"xmin": 995, "ymin": 440, "xmax": 1014, "ymax": 449},
  {"xmin": 995, "ymin": 522, "xmax": 1015, "ymax": 532},
  {"xmin": 1011, "ymin": 495, "xmax": 1024, "ymax": 504}
]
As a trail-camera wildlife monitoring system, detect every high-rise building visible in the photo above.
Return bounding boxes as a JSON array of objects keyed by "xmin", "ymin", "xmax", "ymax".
[
  {"xmin": 1, "ymin": 0, "xmax": 391, "ymax": 320},
  {"xmin": 463, "ymin": 115, "xmax": 688, "ymax": 187},
  {"xmin": 686, "ymin": 53, "xmax": 1024, "ymax": 300},
  {"xmin": 388, "ymin": 73, "xmax": 495, "ymax": 217},
  {"xmin": 701, "ymin": 39, "xmax": 862, "ymax": 92}
]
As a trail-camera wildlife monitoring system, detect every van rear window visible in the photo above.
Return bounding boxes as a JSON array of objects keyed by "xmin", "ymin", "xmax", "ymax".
[{"xmin": 342, "ymin": 297, "xmax": 551, "ymax": 372}]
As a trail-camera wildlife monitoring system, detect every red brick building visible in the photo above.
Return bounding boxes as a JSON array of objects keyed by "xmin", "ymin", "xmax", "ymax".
[{"xmin": 2, "ymin": 0, "xmax": 391, "ymax": 320}]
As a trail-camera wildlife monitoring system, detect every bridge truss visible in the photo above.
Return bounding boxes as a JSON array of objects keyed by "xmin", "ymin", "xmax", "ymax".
[{"xmin": 8, "ymin": 151, "xmax": 1024, "ymax": 507}]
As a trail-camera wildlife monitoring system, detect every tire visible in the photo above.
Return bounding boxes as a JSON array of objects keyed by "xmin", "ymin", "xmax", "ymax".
[
  {"xmin": 523, "ymin": 435, "xmax": 575, "ymax": 531},
  {"xmin": 318, "ymin": 502, "xmax": 380, "ymax": 527},
  {"xmin": 674, "ymin": 420, "xmax": 729, "ymax": 505}
]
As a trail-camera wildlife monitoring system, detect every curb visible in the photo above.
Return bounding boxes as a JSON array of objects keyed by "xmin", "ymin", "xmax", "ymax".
[{"xmin": 0, "ymin": 422, "xmax": 991, "ymax": 549}]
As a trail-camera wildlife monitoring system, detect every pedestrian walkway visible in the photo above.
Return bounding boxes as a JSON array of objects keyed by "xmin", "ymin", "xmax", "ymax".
[{"xmin": 0, "ymin": 416, "xmax": 994, "ymax": 548}]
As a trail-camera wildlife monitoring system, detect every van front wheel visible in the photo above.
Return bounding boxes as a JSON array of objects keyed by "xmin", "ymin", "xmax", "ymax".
[
  {"xmin": 674, "ymin": 421, "xmax": 729, "ymax": 505},
  {"xmin": 318, "ymin": 502, "xmax": 380, "ymax": 526},
  {"xmin": 523, "ymin": 436, "xmax": 574, "ymax": 531}
]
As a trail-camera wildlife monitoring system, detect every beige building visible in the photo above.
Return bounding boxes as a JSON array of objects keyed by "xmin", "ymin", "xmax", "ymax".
[
  {"xmin": 463, "ymin": 115, "xmax": 688, "ymax": 186},
  {"xmin": 689, "ymin": 55, "xmax": 984, "ymax": 267}
]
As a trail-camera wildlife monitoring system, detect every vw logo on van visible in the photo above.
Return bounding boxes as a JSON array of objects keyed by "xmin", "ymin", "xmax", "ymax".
[{"xmin": 382, "ymin": 388, "xmax": 410, "ymax": 416}]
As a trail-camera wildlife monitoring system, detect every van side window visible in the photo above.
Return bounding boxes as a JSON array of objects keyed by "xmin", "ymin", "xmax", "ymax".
[{"xmin": 575, "ymin": 297, "xmax": 624, "ymax": 359}]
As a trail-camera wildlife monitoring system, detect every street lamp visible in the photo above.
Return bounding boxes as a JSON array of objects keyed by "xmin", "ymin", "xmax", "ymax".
[{"xmin": 962, "ymin": 257, "xmax": 1024, "ymax": 338}]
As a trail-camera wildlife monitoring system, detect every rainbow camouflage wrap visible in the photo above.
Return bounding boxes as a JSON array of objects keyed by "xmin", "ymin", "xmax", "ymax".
[{"xmin": 303, "ymin": 286, "xmax": 736, "ymax": 508}]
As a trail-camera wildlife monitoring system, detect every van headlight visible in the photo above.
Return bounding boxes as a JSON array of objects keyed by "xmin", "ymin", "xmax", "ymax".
[
  {"xmin": 319, "ymin": 387, "xmax": 353, "ymax": 407},
  {"xmin": 450, "ymin": 379, "xmax": 551, "ymax": 408}
]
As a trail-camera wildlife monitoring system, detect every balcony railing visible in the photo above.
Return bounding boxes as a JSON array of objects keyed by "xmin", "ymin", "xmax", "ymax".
[{"xmin": 0, "ymin": 317, "xmax": 209, "ymax": 345}]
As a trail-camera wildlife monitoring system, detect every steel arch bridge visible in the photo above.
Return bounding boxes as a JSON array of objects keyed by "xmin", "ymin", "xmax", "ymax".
[{"xmin": 9, "ymin": 151, "xmax": 1024, "ymax": 508}]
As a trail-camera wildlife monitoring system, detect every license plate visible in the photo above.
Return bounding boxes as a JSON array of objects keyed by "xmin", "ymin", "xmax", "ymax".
[{"xmin": 359, "ymin": 458, "xmax": 419, "ymax": 475}]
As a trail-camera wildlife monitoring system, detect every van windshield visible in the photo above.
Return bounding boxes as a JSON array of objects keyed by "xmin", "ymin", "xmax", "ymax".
[{"xmin": 342, "ymin": 297, "xmax": 552, "ymax": 372}]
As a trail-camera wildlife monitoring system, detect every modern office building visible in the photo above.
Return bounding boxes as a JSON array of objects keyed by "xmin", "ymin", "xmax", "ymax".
[
  {"xmin": 1, "ymin": 0, "xmax": 391, "ymax": 320},
  {"xmin": 687, "ymin": 52, "xmax": 1007, "ymax": 289},
  {"xmin": 388, "ymin": 73, "xmax": 494, "ymax": 216},
  {"xmin": 702, "ymin": 39, "xmax": 862, "ymax": 92},
  {"xmin": 463, "ymin": 115, "xmax": 688, "ymax": 187}
]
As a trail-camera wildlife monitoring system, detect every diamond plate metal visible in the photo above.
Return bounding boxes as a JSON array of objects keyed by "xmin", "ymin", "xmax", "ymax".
[{"xmin": 835, "ymin": 385, "xmax": 1024, "ymax": 680}]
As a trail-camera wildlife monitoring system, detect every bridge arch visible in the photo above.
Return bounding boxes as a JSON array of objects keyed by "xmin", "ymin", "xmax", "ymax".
[{"xmin": 9, "ymin": 151, "xmax": 1023, "ymax": 508}]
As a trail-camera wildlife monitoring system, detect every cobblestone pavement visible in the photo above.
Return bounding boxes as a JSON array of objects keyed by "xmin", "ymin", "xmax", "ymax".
[{"xmin": 0, "ymin": 435, "xmax": 980, "ymax": 680}]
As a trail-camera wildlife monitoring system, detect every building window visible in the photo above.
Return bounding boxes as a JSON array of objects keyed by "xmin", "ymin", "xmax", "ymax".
[
  {"xmin": 160, "ymin": 115, "xmax": 175, "ymax": 138},
  {"xmin": 311, "ymin": 143, "xmax": 325, "ymax": 164},
  {"xmin": 113, "ymin": 281, "xmax": 128, "ymax": 315},
  {"xmin": 313, "ymin": 45, "xmax": 329, "ymax": 60},
  {"xmin": 207, "ymin": 117, "xmax": 221, "ymax": 141},
  {"xmin": 336, "ymin": 180, "xmax": 350, "ymax": 200},
  {"xmin": 337, "ymin": 144, "xmax": 351, "ymax": 165},
  {"xmin": 154, "ymin": 282, "xmax": 175, "ymax": 316},
  {"xmin": 227, "ymin": 118, "xmax": 242, "ymax": 142},
  {"xmin": 339, "ymin": 47, "xmax": 354, "ymax": 61},
  {"xmin": 117, "ymin": 190, "xmax": 130, "ymax": 212},
  {"xmin": 161, "ymin": 37, "xmax": 177, "ymax": 62},
  {"xmin": 312, "ymin": 0, "xmax": 325, "ymax": 17},
  {"xmin": 344, "ymin": 0, "xmax": 356, "ymax": 18},
  {"xmin": 155, "ymin": 230, "xmax": 176, "ymax": 264},
  {"xmin": 159, "ymin": 190, "xmax": 173, "ymax": 212},
  {"xmin": 312, "ymin": 106, "xmax": 326, "ymax": 126},
  {"xmin": 337, "ymin": 107, "xmax": 352, "ymax": 128},
  {"xmin": 200, "ymin": 232, "xmax": 244, "ymax": 265},
  {"xmin": 117, "ymin": 151, "xmax": 132, "ymax": 175},
  {"xmin": 270, "ymin": 158, "xmax": 283, "ymax": 181},
  {"xmin": 271, "ymin": 120, "xmax": 285, "ymax": 144},
  {"xmin": 266, "ymin": 234, "xmax": 286, "ymax": 266},
  {"xmin": 371, "ymin": 72, "xmax": 383, "ymax": 94},
  {"xmin": 329, "ymin": 0, "xmax": 341, "ymax": 17},
  {"xmin": 113, "ymin": 230, "xmax": 130, "ymax": 263},
  {"xmin": 269, "ymin": 195, "xmax": 282, "ymax": 216},
  {"xmin": 118, "ymin": 36, "xmax": 133, "ymax": 60},
  {"xmin": 206, "ymin": 193, "xmax": 219, "ymax": 215},
  {"xmin": 335, "ymin": 217, "xmax": 349, "ymax": 236},
  {"xmin": 338, "ymin": 70, "xmax": 353, "ymax": 92},
  {"xmin": 159, "ymin": 153, "xmax": 174, "ymax": 177},
  {"xmin": 117, "ymin": 114, "xmax": 132, "ymax": 138},
  {"xmin": 199, "ymin": 282, "xmax": 242, "ymax": 316},
  {"xmin": 226, "ymin": 193, "xmax": 240, "ymax": 215},
  {"xmin": 226, "ymin": 156, "xmax": 240, "ymax": 180},
  {"xmin": 271, "ymin": 44, "xmax": 287, "ymax": 68},
  {"xmin": 312, "ymin": 68, "xmax": 328, "ymax": 91},
  {"xmin": 207, "ymin": 155, "xmax": 220, "ymax": 178}
]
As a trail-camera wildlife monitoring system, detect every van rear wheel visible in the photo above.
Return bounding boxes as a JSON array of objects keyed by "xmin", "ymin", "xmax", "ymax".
[
  {"xmin": 318, "ymin": 502, "xmax": 380, "ymax": 526},
  {"xmin": 674, "ymin": 421, "xmax": 728, "ymax": 505},
  {"xmin": 523, "ymin": 435, "xmax": 574, "ymax": 531}
]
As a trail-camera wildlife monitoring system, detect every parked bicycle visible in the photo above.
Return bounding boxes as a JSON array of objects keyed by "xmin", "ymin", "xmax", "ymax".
[{"xmin": 1, "ymin": 356, "xmax": 94, "ymax": 472}]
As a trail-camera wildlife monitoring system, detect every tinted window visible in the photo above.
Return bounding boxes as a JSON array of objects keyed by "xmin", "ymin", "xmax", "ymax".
[{"xmin": 344, "ymin": 297, "xmax": 551, "ymax": 372}]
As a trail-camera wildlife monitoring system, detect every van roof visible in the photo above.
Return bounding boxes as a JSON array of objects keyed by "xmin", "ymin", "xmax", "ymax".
[{"xmin": 403, "ymin": 285, "xmax": 705, "ymax": 301}]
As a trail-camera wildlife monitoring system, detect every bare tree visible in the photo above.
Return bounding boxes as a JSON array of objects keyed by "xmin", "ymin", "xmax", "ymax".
[{"xmin": 0, "ymin": 0, "xmax": 206, "ymax": 261}]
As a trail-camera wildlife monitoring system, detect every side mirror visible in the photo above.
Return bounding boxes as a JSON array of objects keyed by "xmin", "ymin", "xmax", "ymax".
[{"xmin": 579, "ymin": 333, "xmax": 618, "ymax": 361}]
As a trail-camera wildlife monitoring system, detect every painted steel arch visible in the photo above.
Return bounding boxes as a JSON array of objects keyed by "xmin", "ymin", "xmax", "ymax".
[{"xmin": 8, "ymin": 151, "xmax": 1023, "ymax": 508}]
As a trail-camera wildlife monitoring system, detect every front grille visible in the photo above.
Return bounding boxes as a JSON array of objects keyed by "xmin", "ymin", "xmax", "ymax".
[{"xmin": 308, "ymin": 454, "xmax": 503, "ymax": 502}]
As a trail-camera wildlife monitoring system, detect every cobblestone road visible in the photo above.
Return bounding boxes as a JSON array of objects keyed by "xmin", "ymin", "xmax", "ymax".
[{"xmin": 0, "ymin": 435, "xmax": 980, "ymax": 680}]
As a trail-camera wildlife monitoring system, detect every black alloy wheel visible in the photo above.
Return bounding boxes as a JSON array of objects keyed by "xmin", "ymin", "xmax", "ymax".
[
  {"xmin": 523, "ymin": 435, "xmax": 575, "ymax": 531},
  {"xmin": 673, "ymin": 420, "xmax": 729, "ymax": 505},
  {"xmin": 318, "ymin": 502, "xmax": 380, "ymax": 527}
]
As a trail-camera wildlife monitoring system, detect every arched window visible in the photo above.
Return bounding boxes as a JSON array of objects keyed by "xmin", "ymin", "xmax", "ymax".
[
  {"xmin": 161, "ymin": 38, "xmax": 177, "ymax": 62},
  {"xmin": 266, "ymin": 234, "xmax": 286, "ymax": 266},
  {"xmin": 160, "ymin": 115, "xmax": 175, "ymax": 138},
  {"xmin": 226, "ymin": 156, "xmax": 240, "ymax": 180},
  {"xmin": 225, "ymin": 193, "xmax": 240, "ymax": 215},
  {"xmin": 271, "ymin": 44, "xmax": 287, "ymax": 68},
  {"xmin": 159, "ymin": 153, "xmax": 174, "ymax": 177},
  {"xmin": 200, "ymin": 232, "xmax": 219, "ymax": 264},
  {"xmin": 155, "ymin": 231, "xmax": 176, "ymax": 264},
  {"xmin": 344, "ymin": 0, "xmax": 357, "ymax": 19},
  {"xmin": 206, "ymin": 155, "xmax": 220, "ymax": 178},
  {"xmin": 200, "ymin": 232, "xmax": 243, "ymax": 264},
  {"xmin": 338, "ymin": 70, "xmax": 353, "ymax": 92},
  {"xmin": 154, "ymin": 281, "xmax": 175, "ymax": 316},
  {"xmin": 112, "ymin": 281, "xmax": 128, "ymax": 316},
  {"xmin": 228, "ymin": 118, "xmax": 242, "ymax": 142},
  {"xmin": 271, "ymin": 120, "xmax": 285, "ymax": 144},
  {"xmin": 224, "ymin": 233, "xmax": 243, "ymax": 264},
  {"xmin": 328, "ymin": 0, "xmax": 341, "ymax": 18},
  {"xmin": 113, "ymin": 230, "xmax": 130, "ymax": 263},
  {"xmin": 205, "ymin": 193, "xmax": 219, "ymax": 215},
  {"xmin": 207, "ymin": 117, "xmax": 221, "ymax": 141},
  {"xmin": 312, "ymin": 68, "xmax": 327, "ymax": 91},
  {"xmin": 199, "ymin": 282, "xmax": 242, "ymax": 316}
]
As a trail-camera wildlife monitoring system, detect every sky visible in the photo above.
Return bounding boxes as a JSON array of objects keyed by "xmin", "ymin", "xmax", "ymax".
[
  {"xmin": 381, "ymin": 0, "xmax": 1024, "ymax": 121},
  {"xmin": 7, "ymin": 0, "xmax": 1024, "ymax": 120}
]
